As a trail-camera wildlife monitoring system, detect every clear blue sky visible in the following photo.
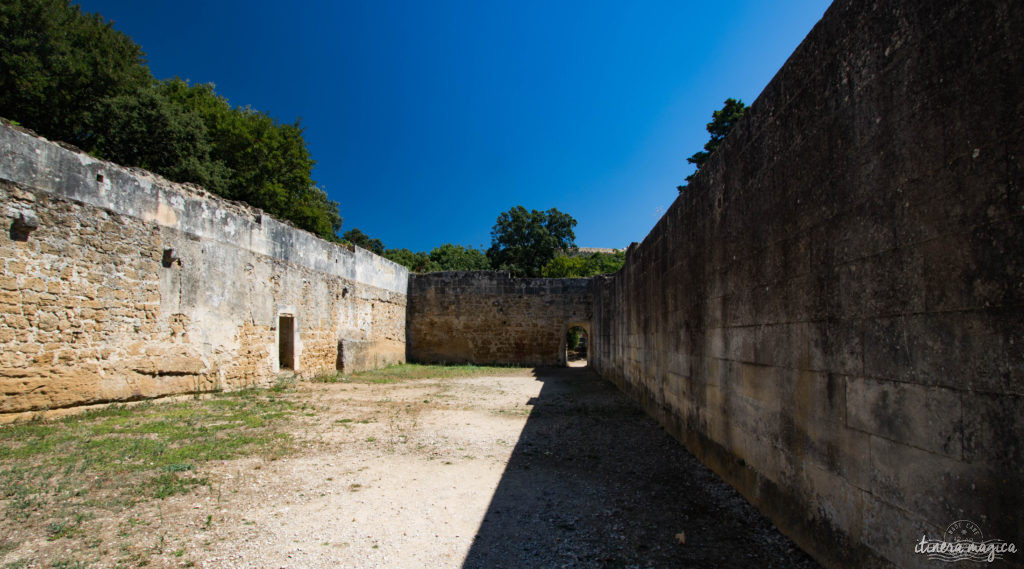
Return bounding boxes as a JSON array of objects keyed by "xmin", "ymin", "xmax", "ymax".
[{"xmin": 77, "ymin": 0, "xmax": 831, "ymax": 252}]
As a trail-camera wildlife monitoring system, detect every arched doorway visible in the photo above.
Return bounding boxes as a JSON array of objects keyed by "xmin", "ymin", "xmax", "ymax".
[{"xmin": 565, "ymin": 324, "xmax": 590, "ymax": 367}]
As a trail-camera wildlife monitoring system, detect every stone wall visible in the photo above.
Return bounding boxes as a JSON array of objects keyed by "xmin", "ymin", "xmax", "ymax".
[
  {"xmin": 0, "ymin": 121, "xmax": 408, "ymax": 417},
  {"xmin": 590, "ymin": 0, "xmax": 1022, "ymax": 567},
  {"xmin": 407, "ymin": 272, "xmax": 591, "ymax": 366}
]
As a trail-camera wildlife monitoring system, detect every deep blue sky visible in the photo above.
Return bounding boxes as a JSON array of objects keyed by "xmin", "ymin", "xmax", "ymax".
[{"xmin": 77, "ymin": 0, "xmax": 831, "ymax": 252}]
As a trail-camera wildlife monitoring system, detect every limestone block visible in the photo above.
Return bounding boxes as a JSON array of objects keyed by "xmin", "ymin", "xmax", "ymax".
[{"xmin": 846, "ymin": 377, "xmax": 962, "ymax": 458}]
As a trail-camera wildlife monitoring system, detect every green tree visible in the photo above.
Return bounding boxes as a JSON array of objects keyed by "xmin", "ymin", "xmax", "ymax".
[
  {"xmin": 381, "ymin": 243, "xmax": 490, "ymax": 273},
  {"xmin": 487, "ymin": 206, "xmax": 577, "ymax": 277},
  {"xmin": 0, "ymin": 4, "xmax": 342, "ymax": 241},
  {"xmin": 429, "ymin": 244, "xmax": 491, "ymax": 271},
  {"xmin": 343, "ymin": 228, "xmax": 385, "ymax": 255},
  {"xmin": 0, "ymin": 0, "xmax": 152, "ymax": 149},
  {"xmin": 383, "ymin": 248, "xmax": 440, "ymax": 273},
  {"xmin": 586, "ymin": 250, "xmax": 626, "ymax": 275},
  {"xmin": 90, "ymin": 84, "xmax": 229, "ymax": 191},
  {"xmin": 541, "ymin": 251, "xmax": 625, "ymax": 277},
  {"xmin": 680, "ymin": 98, "xmax": 747, "ymax": 190},
  {"xmin": 158, "ymin": 78, "xmax": 342, "ymax": 239},
  {"xmin": 540, "ymin": 255, "xmax": 587, "ymax": 278}
]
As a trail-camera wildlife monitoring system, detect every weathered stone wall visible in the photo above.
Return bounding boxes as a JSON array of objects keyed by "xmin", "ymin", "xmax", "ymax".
[
  {"xmin": 407, "ymin": 272, "xmax": 591, "ymax": 366},
  {"xmin": 590, "ymin": 1, "xmax": 1022, "ymax": 567},
  {"xmin": 0, "ymin": 121, "xmax": 408, "ymax": 417}
]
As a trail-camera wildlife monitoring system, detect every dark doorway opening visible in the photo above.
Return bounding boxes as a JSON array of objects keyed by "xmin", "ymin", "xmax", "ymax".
[
  {"xmin": 566, "ymin": 325, "xmax": 588, "ymax": 367},
  {"xmin": 279, "ymin": 315, "xmax": 295, "ymax": 370}
]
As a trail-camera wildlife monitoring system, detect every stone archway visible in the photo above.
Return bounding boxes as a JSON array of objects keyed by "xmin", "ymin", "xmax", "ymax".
[{"xmin": 562, "ymin": 321, "xmax": 592, "ymax": 367}]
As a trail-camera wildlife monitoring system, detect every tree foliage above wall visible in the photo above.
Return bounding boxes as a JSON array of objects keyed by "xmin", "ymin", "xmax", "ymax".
[
  {"xmin": 0, "ymin": 0, "xmax": 151, "ymax": 150},
  {"xmin": 343, "ymin": 228, "xmax": 386, "ymax": 255},
  {"xmin": 541, "ymin": 250, "xmax": 625, "ymax": 278},
  {"xmin": 429, "ymin": 244, "xmax": 491, "ymax": 271},
  {"xmin": 679, "ymin": 98, "xmax": 747, "ymax": 191},
  {"xmin": 381, "ymin": 244, "xmax": 491, "ymax": 273},
  {"xmin": 487, "ymin": 206, "xmax": 577, "ymax": 277},
  {"xmin": 339, "ymin": 227, "xmax": 492, "ymax": 273},
  {"xmin": 0, "ymin": 0, "xmax": 342, "ymax": 240}
]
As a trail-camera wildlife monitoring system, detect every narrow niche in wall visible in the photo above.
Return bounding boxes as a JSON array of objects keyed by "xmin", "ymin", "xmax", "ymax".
[
  {"xmin": 566, "ymin": 325, "xmax": 589, "ymax": 367},
  {"xmin": 279, "ymin": 315, "xmax": 295, "ymax": 370}
]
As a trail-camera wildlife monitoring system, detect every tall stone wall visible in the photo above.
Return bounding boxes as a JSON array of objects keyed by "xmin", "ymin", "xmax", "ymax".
[
  {"xmin": 407, "ymin": 272, "xmax": 591, "ymax": 366},
  {"xmin": 0, "ymin": 121, "xmax": 408, "ymax": 417},
  {"xmin": 590, "ymin": 1, "xmax": 1022, "ymax": 567}
]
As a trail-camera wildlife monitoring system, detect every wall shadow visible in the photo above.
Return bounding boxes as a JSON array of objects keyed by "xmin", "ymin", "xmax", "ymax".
[{"xmin": 461, "ymin": 366, "xmax": 821, "ymax": 569}]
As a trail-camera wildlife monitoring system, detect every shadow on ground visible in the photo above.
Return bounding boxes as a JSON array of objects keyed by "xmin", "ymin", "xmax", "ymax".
[{"xmin": 462, "ymin": 366, "xmax": 821, "ymax": 569}]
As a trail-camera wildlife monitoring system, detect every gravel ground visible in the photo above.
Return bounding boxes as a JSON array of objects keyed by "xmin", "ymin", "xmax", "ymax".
[
  {"xmin": 6, "ymin": 366, "xmax": 821, "ymax": 568},
  {"xmin": 176, "ymin": 365, "xmax": 819, "ymax": 568},
  {"xmin": 459, "ymin": 366, "xmax": 820, "ymax": 569}
]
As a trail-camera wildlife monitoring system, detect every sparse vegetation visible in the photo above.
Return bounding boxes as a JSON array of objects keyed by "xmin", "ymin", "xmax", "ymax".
[
  {"xmin": 315, "ymin": 363, "xmax": 526, "ymax": 384},
  {"xmin": 0, "ymin": 389, "xmax": 296, "ymax": 567}
]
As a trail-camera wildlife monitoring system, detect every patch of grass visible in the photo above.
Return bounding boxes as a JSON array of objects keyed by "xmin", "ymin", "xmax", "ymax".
[
  {"xmin": 311, "ymin": 372, "xmax": 342, "ymax": 383},
  {"xmin": 0, "ymin": 539, "xmax": 17, "ymax": 557},
  {"xmin": 330, "ymin": 363, "xmax": 525, "ymax": 384},
  {"xmin": 270, "ymin": 377, "xmax": 295, "ymax": 393},
  {"xmin": 0, "ymin": 389, "xmax": 298, "ymax": 565},
  {"xmin": 150, "ymin": 472, "xmax": 209, "ymax": 499},
  {"xmin": 46, "ymin": 519, "xmax": 81, "ymax": 540},
  {"xmin": 50, "ymin": 560, "xmax": 87, "ymax": 569}
]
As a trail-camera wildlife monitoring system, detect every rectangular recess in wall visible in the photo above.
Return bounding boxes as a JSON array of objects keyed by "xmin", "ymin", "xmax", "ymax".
[{"xmin": 279, "ymin": 315, "xmax": 295, "ymax": 370}]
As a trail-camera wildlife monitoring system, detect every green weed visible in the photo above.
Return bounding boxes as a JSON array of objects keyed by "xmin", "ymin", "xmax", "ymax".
[{"xmin": 329, "ymin": 363, "xmax": 525, "ymax": 384}]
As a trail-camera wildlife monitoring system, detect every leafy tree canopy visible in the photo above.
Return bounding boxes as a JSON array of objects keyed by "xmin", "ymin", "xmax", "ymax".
[
  {"xmin": 382, "ymin": 248, "xmax": 440, "ymax": 273},
  {"xmin": 487, "ymin": 206, "xmax": 577, "ymax": 277},
  {"xmin": 158, "ymin": 78, "xmax": 342, "ymax": 239},
  {"xmin": 429, "ymin": 244, "xmax": 491, "ymax": 271},
  {"xmin": 343, "ymin": 228, "xmax": 385, "ymax": 255},
  {"xmin": 679, "ymin": 98, "xmax": 747, "ymax": 190},
  {"xmin": 0, "ymin": 1, "xmax": 342, "ymax": 240},
  {"xmin": 541, "ymin": 251, "xmax": 625, "ymax": 278},
  {"xmin": 348, "ymin": 228, "xmax": 489, "ymax": 273},
  {"xmin": 0, "ymin": 0, "xmax": 151, "ymax": 149}
]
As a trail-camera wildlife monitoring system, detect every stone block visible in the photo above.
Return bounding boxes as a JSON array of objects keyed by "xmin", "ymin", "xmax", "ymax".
[
  {"xmin": 806, "ymin": 319, "xmax": 863, "ymax": 375},
  {"xmin": 801, "ymin": 463, "xmax": 866, "ymax": 544},
  {"xmin": 862, "ymin": 311, "xmax": 1016, "ymax": 392},
  {"xmin": 868, "ymin": 435, "xmax": 975, "ymax": 524},
  {"xmin": 962, "ymin": 391, "xmax": 1024, "ymax": 470},
  {"xmin": 847, "ymin": 377, "xmax": 963, "ymax": 458},
  {"xmin": 859, "ymin": 491, "xmax": 942, "ymax": 569},
  {"xmin": 833, "ymin": 248, "xmax": 926, "ymax": 319},
  {"xmin": 919, "ymin": 215, "xmax": 1024, "ymax": 312}
]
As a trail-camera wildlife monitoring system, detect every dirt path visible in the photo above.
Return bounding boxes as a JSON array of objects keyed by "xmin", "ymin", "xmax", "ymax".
[{"xmin": 128, "ymin": 366, "xmax": 816, "ymax": 569}]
